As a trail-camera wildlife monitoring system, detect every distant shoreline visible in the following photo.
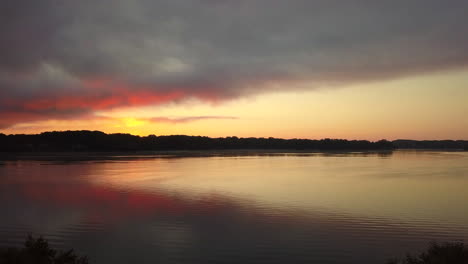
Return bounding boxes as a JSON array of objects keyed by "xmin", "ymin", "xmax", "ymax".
[{"xmin": 0, "ymin": 130, "xmax": 466, "ymax": 153}]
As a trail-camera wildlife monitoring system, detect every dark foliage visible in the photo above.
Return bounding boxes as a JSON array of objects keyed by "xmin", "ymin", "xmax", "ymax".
[
  {"xmin": 387, "ymin": 242, "xmax": 468, "ymax": 264},
  {"xmin": 393, "ymin": 140, "xmax": 468, "ymax": 150},
  {"xmin": 0, "ymin": 130, "xmax": 395, "ymax": 152},
  {"xmin": 0, "ymin": 131, "xmax": 465, "ymax": 152},
  {"xmin": 0, "ymin": 235, "xmax": 88, "ymax": 264}
]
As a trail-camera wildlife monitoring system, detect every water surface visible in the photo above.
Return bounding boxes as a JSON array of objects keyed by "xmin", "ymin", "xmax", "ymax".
[{"xmin": 1, "ymin": 151, "xmax": 467, "ymax": 263}]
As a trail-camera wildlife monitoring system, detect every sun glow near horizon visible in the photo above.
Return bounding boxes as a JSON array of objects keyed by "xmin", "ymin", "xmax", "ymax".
[
  {"xmin": 2, "ymin": 69, "xmax": 467, "ymax": 140},
  {"xmin": 2, "ymin": 0, "xmax": 468, "ymax": 140}
]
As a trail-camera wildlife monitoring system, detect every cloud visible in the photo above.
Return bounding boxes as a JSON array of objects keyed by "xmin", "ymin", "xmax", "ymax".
[
  {"xmin": 1, "ymin": 0, "xmax": 468, "ymax": 127},
  {"xmin": 148, "ymin": 116, "xmax": 239, "ymax": 124},
  {"xmin": 1, "ymin": 114, "xmax": 238, "ymax": 131},
  {"xmin": 0, "ymin": 109, "xmax": 92, "ymax": 129}
]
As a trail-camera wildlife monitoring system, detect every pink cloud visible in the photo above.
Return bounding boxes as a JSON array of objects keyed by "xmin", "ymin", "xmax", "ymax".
[{"xmin": 147, "ymin": 116, "xmax": 238, "ymax": 124}]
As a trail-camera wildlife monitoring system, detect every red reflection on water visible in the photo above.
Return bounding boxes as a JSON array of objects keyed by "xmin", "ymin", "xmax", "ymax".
[{"xmin": 15, "ymin": 183, "xmax": 236, "ymax": 220}]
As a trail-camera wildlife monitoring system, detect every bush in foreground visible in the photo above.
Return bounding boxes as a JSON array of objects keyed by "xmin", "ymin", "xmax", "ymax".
[
  {"xmin": 2, "ymin": 236, "xmax": 467, "ymax": 264},
  {"xmin": 388, "ymin": 242, "xmax": 468, "ymax": 264},
  {"xmin": 0, "ymin": 235, "xmax": 88, "ymax": 264}
]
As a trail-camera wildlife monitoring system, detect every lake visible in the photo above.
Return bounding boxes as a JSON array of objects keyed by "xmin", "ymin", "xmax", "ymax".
[{"xmin": 1, "ymin": 151, "xmax": 467, "ymax": 264}]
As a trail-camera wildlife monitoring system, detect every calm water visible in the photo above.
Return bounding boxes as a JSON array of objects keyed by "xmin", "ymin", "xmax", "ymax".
[{"xmin": 1, "ymin": 151, "xmax": 467, "ymax": 264}]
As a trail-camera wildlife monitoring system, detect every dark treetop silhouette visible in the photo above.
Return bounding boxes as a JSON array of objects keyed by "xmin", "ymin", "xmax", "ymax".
[
  {"xmin": 0, "ymin": 235, "xmax": 89, "ymax": 264},
  {"xmin": 0, "ymin": 130, "xmax": 466, "ymax": 152},
  {"xmin": 0, "ymin": 130, "xmax": 394, "ymax": 152},
  {"xmin": 387, "ymin": 242, "xmax": 468, "ymax": 264}
]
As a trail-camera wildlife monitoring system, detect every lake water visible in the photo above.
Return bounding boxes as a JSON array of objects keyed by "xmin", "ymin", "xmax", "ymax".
[{"xmin": 1, "ymin": 151, "xmax": 467, "ymax": 264}]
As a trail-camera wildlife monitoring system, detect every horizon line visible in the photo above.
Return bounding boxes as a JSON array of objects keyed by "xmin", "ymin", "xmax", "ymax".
[{"xmin": 1, "ymin": 130, "xmax": 467, "ymax": 142}]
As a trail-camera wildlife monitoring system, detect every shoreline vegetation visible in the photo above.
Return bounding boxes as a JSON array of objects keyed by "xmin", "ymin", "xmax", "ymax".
[
  {"xmin": 387, "ymin": 242, "xmax": 468, "ymax": 264},
  {"xmin": 1, "ymin": 236, "xmax": 467, "ymax": 264},
  {"xmin": 0, "ymin": 236, "xmax": 88, "ymax": 264},
  {"xmin": 0, "ymin": 131, "xmax": 466, "ymax": 153}
]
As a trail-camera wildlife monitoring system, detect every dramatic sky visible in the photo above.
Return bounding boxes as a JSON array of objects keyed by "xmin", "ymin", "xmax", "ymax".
[{"xmin": 1, "ymin": 0, "xmax": 467, "ymax": 139}]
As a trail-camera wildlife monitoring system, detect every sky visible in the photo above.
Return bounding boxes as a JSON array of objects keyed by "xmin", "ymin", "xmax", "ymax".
[{"xmin": 1, "ymin": 0, "xmax": 467, "ymax": 140}]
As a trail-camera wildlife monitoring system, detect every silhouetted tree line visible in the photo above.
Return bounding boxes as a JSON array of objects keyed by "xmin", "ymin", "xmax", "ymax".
[
  {"xmin": 0, "ymin": 131, "xmax": 393, "ymax": 152},
  {"xmin": 393, "ymin": 139, "xmax": 468, "ymax": 150},
  {"xmin": 0, "ymin": 131, "xmax": 465, "ymax": 152}
]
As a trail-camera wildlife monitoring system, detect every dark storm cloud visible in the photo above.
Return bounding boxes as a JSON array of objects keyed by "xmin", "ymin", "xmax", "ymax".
[{"xmin": 1, "ymin": 0, "xmax": 467, "ymax": 127}]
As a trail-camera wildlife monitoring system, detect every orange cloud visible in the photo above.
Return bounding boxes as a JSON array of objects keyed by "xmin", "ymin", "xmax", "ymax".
[{"xmin": 0, "ymin": 77, "xmax": 231, "ymax": 128}]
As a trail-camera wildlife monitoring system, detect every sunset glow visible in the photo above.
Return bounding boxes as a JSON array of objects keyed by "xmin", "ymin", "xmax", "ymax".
[{"xmin": 1, "ymin": 1, "xmax": 467, "ymax": 140}]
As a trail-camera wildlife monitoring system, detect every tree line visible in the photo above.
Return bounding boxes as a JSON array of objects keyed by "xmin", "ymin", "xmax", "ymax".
[{"xmin": 0, "ymin": 130, "xmax": 466, "ymax": 152}]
